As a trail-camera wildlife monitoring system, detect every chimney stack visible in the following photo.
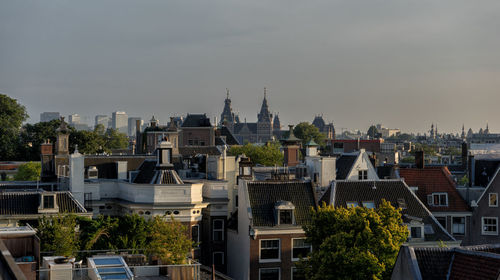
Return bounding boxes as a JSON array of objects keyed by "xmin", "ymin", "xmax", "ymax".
[{"xmin": 415, "ymin": 151, "xmax": 424, "ymax": 169}]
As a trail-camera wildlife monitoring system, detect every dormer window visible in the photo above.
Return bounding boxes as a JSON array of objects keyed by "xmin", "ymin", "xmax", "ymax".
[
  {"xmin": 38, "ymin": 193, "xmax": 59, "ymax": 214},
  {"xmin": 427, "ymin": 193, "xmax": 448, "ymax": 207},
  {"xmin": 275, "ymin": 201, "xmax": 295, "ymax": 225},
  {"xmin": 44, "ymin": 195, "xmax": 55, "ymax": 209}
]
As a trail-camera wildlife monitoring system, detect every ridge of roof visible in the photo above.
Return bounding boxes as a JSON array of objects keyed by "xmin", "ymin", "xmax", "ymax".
[{"xmin": 476, "ymin": 166, "xmax": 500, "ymax": 205}]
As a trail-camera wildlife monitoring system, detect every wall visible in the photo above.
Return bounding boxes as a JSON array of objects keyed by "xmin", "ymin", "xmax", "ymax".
[{"xmin": 345, "ymin": 152, "xmax": 378, "ymax": 180}]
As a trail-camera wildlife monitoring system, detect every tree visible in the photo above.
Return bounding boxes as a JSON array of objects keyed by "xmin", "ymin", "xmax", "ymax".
[
  {"xmin": 0, "ymin": 94, "xmax": 28, "ymax": 160},
  {"xmin": 104, "ymin": 128, "xmax": 129, "ymax": 151},
  {"xmin": 300, "ymin": 200, "xmax": 408, "ymax": 280},
  {"xmin": 367, "ymin": 125, "xmax": 380, "ymax": 139},
  {"xmin": 37, "ymin": 215, "xmax": 79, "ymax": 257},
  {"xmin": 229, "ymin": 142, "xmax": 283, "ymax": 166},
  {"xmin": 18, "ymin": 119, "xmax": 63, "ymax": 161},
  {"xmin": 146, "ymin": 216, "xmax": 193, "ymax": 265},
  {"xmin": 70, "ymin": 130, "xmax": 106, "ymax": 154},
  {"xmin": 14, "ymin": 162, "xmax": 41, "ymax": 181},
  {"xmin": 458, "ymin": 175, "xmax": 469, "ymax": 186},
  {"xmin": 293, "ymin": 122, "xmax": 326, "ymax": 147}
]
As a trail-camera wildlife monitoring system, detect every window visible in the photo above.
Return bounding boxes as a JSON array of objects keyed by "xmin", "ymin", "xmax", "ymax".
[
  {"xmin": 192, "ymin": 225, "xmax": 199, "ymax": 244},
  {"xmin": 482, "ymin": 217, "xmax": 498, "ymax": 235},
  {"xmin": 292, "ymin": 267, "xmax": 306, "ymax": 280},
  {"xmin": 489, "ymin": 193, "xmax": 498, "ymax": 207},
  {"xmin": 213, "ymin": 219, "xmax": 224, "ymax": 241},
  {"xmin": 362, "ymin": 201, "xmax": 375, "ymax": 209},
  {"xmin": 346, "ymin": 201, "xmax": 358, "ymax": 208},
  {"xmin": 358, "ymin": 170, "xmax": 368, "ymax": 180},
  {"xmin": 452, "ymin": 217, "xmax": 465, "ymax": 235},
  {"xmin": 436, "ymin": 217, "xmax": 447, "ymax": 229},
  {"xmin": 279, "ymin": 210, "xmax": 293, "ymax": 224},
  {"xmin": 260, "ymin": 239, "xmax": 280, "ymax": 261},
  {"xmin": 260, "ymin": 268, "xmax": 280, "ymax": 280},
  {"xmin": 213, "ymin": 252, "xmax": 224, "ymax": 265},
  {"xmin": 292, "ymin": 238, "xmax": 311, "ymax": 260},
  {"xmin": 43, "ymin": 195, "xmax": 55, "ymax": 209},
  {"xmin": 427, "ymin": 193, "xmax": 448, "ymax": 206},
  {"xmin": 410, "ymin": 227, "xmax": 422, "ymax": 239}
]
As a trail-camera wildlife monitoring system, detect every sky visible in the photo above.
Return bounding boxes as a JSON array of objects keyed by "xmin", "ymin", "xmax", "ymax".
[{"xmin": 1, "ymin": 0, "xmax": 500, "ymax": 134}]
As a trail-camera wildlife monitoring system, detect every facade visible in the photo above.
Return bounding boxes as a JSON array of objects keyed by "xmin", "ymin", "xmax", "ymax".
[
  {"xmin": 321, "ymin": 180, "xmax": 457, "ymax": 245},
  {"xmin": 399, "ymin": 166, "xmax": 471, "ymax": 241},
  {"xmin": 312, "ymin": 115, "xmax": 335, "ymax": 139},
  {"xmin": 335, "ymin": 149, "xmax": 379, "ymax": 181},
  {"xmin": 466, "ymin": 167, "xmax": 500, "ymax": 245},
  {"xmin": 112, "ymin": 111, "xmax": 128, "ymax": 134},
  {"xmin": 228, "ymin": 180, "xmax": 317, "ymax": 280},
  {"xmin": 180, "ymin": 114, "xmax": 215, "ymax": 147},
  {"xmin": 95, "ymin": 115, "xmax": 110, "ymax": 129},
  {"xmin": 68, "ymin": 113, "xmax": 80, "ymax": 124},
  {"xmin": 40, "ymin": 112, "xmax": 60, "ymax": 122}
]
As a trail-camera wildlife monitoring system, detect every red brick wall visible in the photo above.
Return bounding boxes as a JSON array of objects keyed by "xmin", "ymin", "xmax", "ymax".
[
  {"xmin": 181, "ymin": 128, "xmax": 214, "ymax": 146},
  {"xmin": 249, "ymin": 233, "xmax": 306, "ymax": 280}
]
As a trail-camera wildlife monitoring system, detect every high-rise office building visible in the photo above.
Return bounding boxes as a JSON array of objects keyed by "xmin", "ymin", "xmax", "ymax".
[
  {"xmin": 40, "ymin": 112, "xmax": 60, "ymax": 122},
  {"xmin": 128, "ymin": 117, "xmax": 143, "ymax": 137},
  {"xmin": 95, "ymin": 115, "xmax": 110, "ymax": 129},
  {"xmin": 112, "ymin": 111, "xmax": 128, "ymax": 134},
  {"xmin": 68, "ymin": 114, "xmax": 80, "ymax": 124}
]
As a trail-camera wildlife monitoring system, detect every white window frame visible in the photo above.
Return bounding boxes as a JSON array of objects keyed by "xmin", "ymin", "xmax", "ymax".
[
  {"xmin": 291, "ymin": 238, "xmax": 312, "ymax": 261},
  {"xmin": 259, "ymin": 267, "xmax": 281, "ymax": 280},
  {"xmin": 482, "ymin": 217, "xmax": 498, "ymax": 236},
  {"xmin": 212, "ymin": 251, "xmax": 224, "ymax": 265},
  {"xmin": 259, "ymin": 239, "xmax": 281, "ymax": 263},
  {"xmin": 278, "ymin": 209, "xmax": 294, "ymax": 225},
  {"xmin": 451, "ymin": 216, "xmax": 466, "ymax": 235},
  {"xmin": 212, "ymin": 219, "xmax": 224, "ymax": 241},
  {"xmin": 489, "ymin": 193, "xmax": 498, "ymax": 207},
  {"xmin": 427, "ymin": 192, "xmax": 448, "ymax": 206},
  {"xmin": 408, "ymin": 224, "xmax": 424, "ymax": 240},
  {"xmin": 362, "ymin": 201, "xmax": 375, "ymax": 209}
]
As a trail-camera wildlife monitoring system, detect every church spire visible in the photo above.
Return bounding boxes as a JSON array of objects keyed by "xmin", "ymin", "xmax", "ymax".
[
  {"xmin": 258, "ymin": 87, "xmax": 271, "ymax": 122},
  {"xmin": 220, "ymin": 88, "xmax": 235, "ymax": 126}
]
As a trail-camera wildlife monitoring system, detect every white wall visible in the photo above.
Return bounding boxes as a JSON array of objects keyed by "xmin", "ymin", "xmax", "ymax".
[
  {"xmin": 70, "ymin": 151, "xmax": 85, "ymax": 205},
  {"xmin": 345, "ymin": 151, "xmax": 379, "ymax": 180}
]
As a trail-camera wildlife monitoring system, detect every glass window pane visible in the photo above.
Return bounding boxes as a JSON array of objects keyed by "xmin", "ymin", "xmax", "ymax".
[{"xmin": 260, "ymin": 268, "xmax": 280, "ymax": 280}]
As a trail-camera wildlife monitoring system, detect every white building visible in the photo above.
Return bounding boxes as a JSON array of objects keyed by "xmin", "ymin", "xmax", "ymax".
[
  {"xmin": 95, "ymin": 115, "xmax": 110, "ymax": 129},
  {"xmin": 112, "ymin": 111, "xmax": 128, "ymax": 134},
  {"xmin": 68, "ymin": 114, "xmax": 80, "ymax": 124},
  {"xmin": 128, "ymin": 117, "xmax": 143, "ymax": 137}
]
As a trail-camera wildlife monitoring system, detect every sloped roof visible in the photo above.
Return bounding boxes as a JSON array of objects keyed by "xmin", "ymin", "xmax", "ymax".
[
  {"xmin": 246, "ymin": 181, "xmax": 317, "ymax": 227},
  {"xmin": 413, "ymin": 247, "xmax": 453, "ymax": 280},
  {"xmin": 133, "ymin": 160, "xmax": 157, "ymax": 184},
  {"xmin": 329, "ymin": 180, "xmax": 454, "ymax": 241},
  {"xmin": 234, "ymin": 122, "xmax": 257, "ymax": 134},
  {"xmin": 0, "ymin": 191, "xmax": 87, "ymax": 215},
  {"xmin": 132, "ymin": 160, "xmax": 183, "ymax": 184},
  {"xmin": 335, "ymin": 155, "xmax": 358, "ymax": 180},
  {"xmin": 181, "ymin": 114, "xmax": 212, "ymax": 127},
  {"xmin": 399, "ymin": 167, "xmax": 470, "ymax": 212},
  {"xmin": 215, "ymin": 126, "xmax": 240, "ymax": 145}
]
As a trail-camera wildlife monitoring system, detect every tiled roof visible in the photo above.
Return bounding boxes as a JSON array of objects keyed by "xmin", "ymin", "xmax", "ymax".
[
  {"xmin": 246, "ymin": 181, "xmax": 317, "ymax": 227},
  {"xmin": 0, "ymin": 191, "xmax": 86, "ymax": 215},
  {"xmin": 413, "ymin": 247, "xmax": 453, "ymax": 280},
  {"xmin": 133, "ymin": 160, "xmax": 183, "ymax": 184},
  {"xmin": 399, "ymin": 167, "xmax": 470, "ymax": 212},
  {"xmin": 331, "ymin": 180, "xmax": 453, "ymax": 241},
  {"xmin": 133, "ymin": 160, "xmax": 157, "ymax": 184},
  {"xmin": 335, "ymin": 155, "xmax": 357, "ymax": 180},
  {"xmin": 215, "ymin": 126, "xmax": 240, "ymax": 145},
  {"xmin": 449, "ymin": 250, "xmax": 500, "ymax": 280},
  {"xmin": 234, "ymin": 123, "xmax": 257, "ymax": 134},
  {"xmin": 181, "ymin": 114, "xmax": 212, "ymax": 127}
]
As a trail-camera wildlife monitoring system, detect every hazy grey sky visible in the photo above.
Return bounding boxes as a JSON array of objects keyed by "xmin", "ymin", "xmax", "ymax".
[{"xmin": 1, "ymin": 0, "xmax": 500, "ymax": 134}]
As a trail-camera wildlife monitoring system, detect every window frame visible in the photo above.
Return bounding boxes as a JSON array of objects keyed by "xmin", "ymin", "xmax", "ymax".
[
  {"xmin": 451, "ymin": 216, "xmax": 465, "ymax": 235},
  {"xmin": 291, "ymin": 238, "xmax": 312, "ymax": 261},
  {"xmin": 291, "ymin": 267, "xmax": 305, "ymax": 280},
  {"xmin": 212, "ymin": 219, "xmax": 224, "ymax": 242},
  {"xmin": 43, "ymin": 194, "xmax": 55, "ymax": 209},
  {"xmin": 358, "ymin": 170, "xmax": 368, "ymax": 180},
  {"xmin": 279, "ymin": 209, "xmax": 294, "ymax": 225},
  {"xmin": 427, "ymin": 192, "xmax": 448, "ymax": 207},
  {"xmin": 192, "ymin": 224, "xmax": 200, "ymax": 245},
  {"xmin": 259, "ymin": 267, "xmax": 281, "ymax": 280},
  {"xmin": 482, "ymin": 217, "xmax": 498, "ymax": 236},
  {"xmin": 259, "ymin": 239, "xmax": 281, "ymax": 263},
  {"xmin": 489, "ymin": 193, "xmax": 498, "ymax": 207},
  {"xmin": 346, "ymin": 201, "xmax": 358, "ymax": 208},
  {"xmin": 362, "ymin": 201, "xmax": 375, "ymax": 209}
]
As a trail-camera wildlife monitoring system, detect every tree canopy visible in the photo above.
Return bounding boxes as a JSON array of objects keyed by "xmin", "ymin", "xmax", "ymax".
[
  {"xmin": 367, "ymin": 125, "xmax": 380, "ymax": 139},
  {"xmin": 0, "ymin": 94, "xmax": 28, "ymax": 160},
  {"xmin": 37, "ymin": 215, "xmax": 79, "ymax": 257},
  {"xmin": 300, "ymin": 200, "xmax": 408, "ymax": 280},
  {"xmin": 282, "ymin": 122, "xmax": 326, "ymax": 147},
  {"xmin": 228, "ymin": 142, "xmax": 283, "ymax": 166},
  {"xmin": 14, "ymin": 162, "xmax": 41, "ymax": 181}
]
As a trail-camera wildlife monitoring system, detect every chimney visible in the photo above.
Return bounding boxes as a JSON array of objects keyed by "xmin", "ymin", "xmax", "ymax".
[
  {"xmin": 415, "ymin": 150, "xmax": 424, "ymax": 169},
  {"xmin": 461, "ymin": 141, "xmax": 468, "ymax": 170}
]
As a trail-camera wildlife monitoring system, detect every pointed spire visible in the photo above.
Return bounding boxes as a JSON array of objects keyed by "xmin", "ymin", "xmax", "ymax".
[
  {"xmin": 226, "ymin": 88, "xmax": 229, "ymax": 99},
  {"xmin": 264, "ymin": 87, "xmax": 267, "ymax": 99}
]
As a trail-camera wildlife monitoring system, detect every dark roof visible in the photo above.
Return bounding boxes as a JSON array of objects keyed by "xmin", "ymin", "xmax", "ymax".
[
  {"xmin": 133, "ymin": 160, "xmax": 156, "ymax": 184},
  {"xmin": 181, "ymin": 114, "xmax": 212, "ymax": 127},
  {"xmin": 413, "ymin": 247, "xmax": 453, "ymax": 280},
  {"xmin": 234, "ymin": 123, "xmax": 257, "ymax": 134},
  {"xmin": 377, "ymin": 164, "xmax": 396, "ymax": 179},
  {"xmin": 178, "ymin": 146, "xmax": 221, "ymax": 156},
  {"xmin": 0, "ymin": 191, "xmax": 86, "ymax": 215},
  {"xmin": 246, "ymin": 181, "xmax": 317, "ymax": 227},
  {"xmin": 449, "ymin": 250, "xmax": 500, "ymax": 280},
  {"xmin": 215, "ymin": 126, "xmax": 240, "ymax": 145},
  {"xmin": 330, "ymin": 180, "xmax": 454, "ymax": 241},
  {"xmin": 335, "ymin": 155, "xmax": 358, "ymax": 179},
  {"xmin": 399, "ymin": 167, "xmax": 470, "ymax": 212}
]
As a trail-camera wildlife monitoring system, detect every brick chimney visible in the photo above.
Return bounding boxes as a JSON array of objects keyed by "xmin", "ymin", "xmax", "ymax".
[{"xmin": 415, "ymin": 150, "xmax": 424, "ymax": 169}]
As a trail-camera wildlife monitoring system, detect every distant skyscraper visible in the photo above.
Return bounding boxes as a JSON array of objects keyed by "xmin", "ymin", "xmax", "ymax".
[
  {"xmin": 95, "ymin": 115, "xmax": 109, "ymax": 129},
  {"xmin": 112, "ymin": 111, "xmax": 128, "ymax": 134},
  {"xmin": 40, "ymin": 112, "xmax": 60, "ymax": 122},
  {"xmin": 68, "ymin": 114, "xmax": 80, "ymax": 124},
  {"xmin": 128, "ymin": 117, "xmax": 143, "ymax": 137}
]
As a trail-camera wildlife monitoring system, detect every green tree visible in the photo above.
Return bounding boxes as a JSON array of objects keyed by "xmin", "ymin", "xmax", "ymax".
[
  {"xmin": 229, "ymin": 142, "xmax": 283, "ymax": 166},
  {"xmin": 292, "ymin": 122, "xmax": 326, "ymax": 147},
  {"xmin": 18, "ymin": 119, "xmax": 63, "ymax": 160},
  {"xmin": 367, "ymin": 125, "xmax": 380, "ymax": 139},
  {"xmin": 70, "ymin": 130, "xmax": 106, "ymax": 154},
  {"xmin": 300, "ymin": 200, "xmax": 408, "ymax": 280},
  {"xmin": 146, "ymin": 216, "xmax": 193, "ymax": 265},
  {"xmin": 458, "ymin": 175, "xmax": 469, "ymax": 186},
  {"xmin": 104, "ymin": 128, "xmax": 129, "ymax": 151},
  {"xmin": 113, "ymin": 214, "xmax": 150, "ymax": 251},
  {"xmin": 14, "ymin": 162, "xmax": 41, "ymax": 181},
  {"xmin": 0, "ymin": 94, "xmax": 28, "ymax": 160},
  {"xmin": 37, "ymin": 215, "xmax": 79, "ymax": 257}
]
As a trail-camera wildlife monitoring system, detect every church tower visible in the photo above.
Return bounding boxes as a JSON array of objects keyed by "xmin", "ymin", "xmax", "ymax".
[
  {"xmin": 220, "ymin": 88, "xmax": 235, "ymax": 132},
  {"xmin": 257, "ymin": 88, "xmax": 273, "ymax": 142}
]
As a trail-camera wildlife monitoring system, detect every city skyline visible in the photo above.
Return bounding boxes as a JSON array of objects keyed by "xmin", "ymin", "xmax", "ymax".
[{"xmin": 2, "ymin": 1, "xmax": 500, "ymax": 133}]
